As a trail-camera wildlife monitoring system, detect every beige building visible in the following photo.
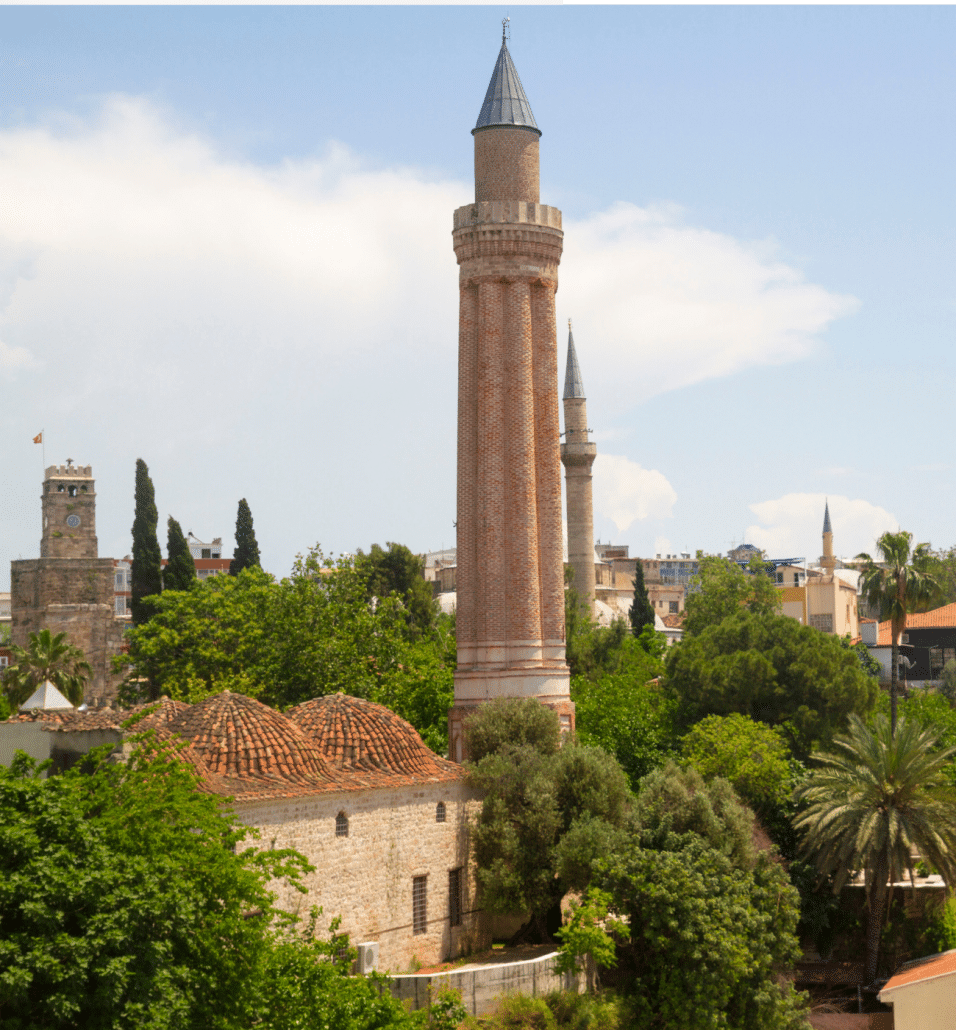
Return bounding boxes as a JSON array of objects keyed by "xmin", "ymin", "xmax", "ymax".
[
  {"xmin": 878, "ymin": 949, "xmax": 956, "ymax": 1030},
  {"xmin": 0, "ymin": 691, "xmax": 487, "ymax": 973},
  {"xmin": 777, "ymin": 505, "xmax": 858, "ymax": 638}
]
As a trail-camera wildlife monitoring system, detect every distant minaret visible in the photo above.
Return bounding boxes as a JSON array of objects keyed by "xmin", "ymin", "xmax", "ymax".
[
  {"xmin": 560, "ymin": 323, "xmax": 597, "ymax": 613},
  {"xmin": 448, "ymin": 24, "xmax": 573, "ymax": 763},
  {"xmin": 821, "ymin": 501, "xmax": 836, "ymax": 573}
]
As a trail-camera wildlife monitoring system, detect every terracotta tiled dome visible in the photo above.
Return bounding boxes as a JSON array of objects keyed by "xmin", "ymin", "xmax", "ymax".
[
  {"xmin": 168, "ymin": 690, "xmax": 330, "ymax": 784},
  {"xmin": 288, "ymin": 694, "xmax": 458, "ymax": 779}
]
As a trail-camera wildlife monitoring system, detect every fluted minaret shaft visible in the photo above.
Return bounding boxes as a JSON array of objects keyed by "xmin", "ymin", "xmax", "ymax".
[
  {"xmin": 560, "ymin": 329, "xmax": 597, "ymax": 612},
  {"xmin": 449, "ymin": 36, "xmax": 573, "ymax": 763}
]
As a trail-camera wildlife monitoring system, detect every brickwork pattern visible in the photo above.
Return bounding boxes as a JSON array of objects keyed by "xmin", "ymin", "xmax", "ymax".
[
  {"xmin": 561, "ymin": 396, "xmax": 597, "ymax": 608},
  {"xmin": 474, "ymin": 126, "xmax": 540, "ymax": 204},
  {"xmin": 450, "ymin": 105, "xmax": 573, "ymax": 762}
]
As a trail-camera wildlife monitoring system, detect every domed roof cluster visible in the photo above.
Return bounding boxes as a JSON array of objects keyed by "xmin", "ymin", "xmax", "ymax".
[
  {"xmin": 288, "ymin": 694, "xmax": 460, "ymax": 782},
  {"xmin": 167, "ymin": 691, "xmax": 331, "ymax": 786}
]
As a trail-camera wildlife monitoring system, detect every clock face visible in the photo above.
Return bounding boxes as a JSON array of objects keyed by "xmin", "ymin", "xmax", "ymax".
[{"xmin": 66, "ymin": 515, "xmax": 81, "ymax": 528}]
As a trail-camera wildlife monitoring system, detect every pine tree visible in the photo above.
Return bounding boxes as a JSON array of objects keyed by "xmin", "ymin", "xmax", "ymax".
[
  {"xmin": 629, "ymin": 560, "xmax": 655, "ymax": 636},
  {"xmin": 164, "ymin": 517, "xmax": 196, "ymax": 592},
  {"xmin": 229, "ymin": 498, "xmax": 260, "ymax": 576},
  {"xmin": 130, "ymin": 459, "xmax": 163, "ymax": 625}
]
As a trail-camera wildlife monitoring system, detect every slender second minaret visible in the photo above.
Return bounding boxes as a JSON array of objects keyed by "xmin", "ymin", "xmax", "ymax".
[
  {"xmin": 560, "ymin": 324, "xmax": 597, "ymax": 613},
  {"xmin": 821, "ymin": 500, "xmax": 836, "ymax": 573},
  {"xmin": 448, "ymin": 25, "xmax": 573, "ymax": 762}
]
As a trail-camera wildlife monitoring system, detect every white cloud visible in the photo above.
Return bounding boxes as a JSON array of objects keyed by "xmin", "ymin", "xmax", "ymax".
[
  {"xmin": 745, "ymin": 493, "xmax": 898, "ymax": 560},
  {"xmin": 593, "ymin": 453, "xmax": 677, "ymax": 533},
  {"xmin": 560, "ymin": 202, "xmax": 858, "ymax": 410},
  {"xmin": 654, "ymin": 536, "xmax": 673, "ymax": 557},
  {"xmin": 0, "ymin": 339, "xmax": 38, "ymax": 370}
]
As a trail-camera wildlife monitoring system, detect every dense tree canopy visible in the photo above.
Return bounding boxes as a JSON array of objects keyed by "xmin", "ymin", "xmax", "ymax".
[
  {"xmin": 357, "ymin": 542, "xmax": 438, "ymax": 640},
  {"xmin": 131, "ymin": 458, "xmax": 163, "ymax": 625},
  {"xmin": 465, "ymin": 699, "xmax": 632, "ymax": 942},
  {"xmin": 559, "ymin": 762, "xmax": 808, "ymax": 1030},
  {"xmin": 164, "ymin": 516, "xmax": 197, "ymax": 592},
  {"xmin": 681, "ymin": 713, "xmax": 794, "ymax": 816},
  {"xmin": 230, "ymin": 498, "xmax": 261, "ymax": 576},
  {"xmin": 2, "ymin": 628, "xmax": 91, "ymax": 708},
  {"xmin": 683, "ymin": 554, "xmax": 781, "ymax": 638},
  {"xmin": 0, "ymin": 738, "xmax": 436, "ymax": 1030},
  {"xmin": 664, "ymin": 610, "xmax": 878, "ymax": 759},
  {"xmin": 572, "ymin": 673, "xmax": 677, "ymax": 788}
]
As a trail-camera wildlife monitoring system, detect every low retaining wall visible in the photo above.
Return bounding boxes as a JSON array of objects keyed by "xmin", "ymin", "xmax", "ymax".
[{"xmin": 387, "ymin": 950, "xmax": 588, "ymax": 1016}]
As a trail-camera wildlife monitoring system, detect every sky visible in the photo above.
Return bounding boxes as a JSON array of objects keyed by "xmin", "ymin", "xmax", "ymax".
[{"xmin": 1, "ymin": 5, "xmax": 954, "ymax": 590}]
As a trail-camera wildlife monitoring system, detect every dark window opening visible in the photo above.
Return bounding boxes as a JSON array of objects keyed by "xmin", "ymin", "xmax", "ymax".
[
  {"xmin": 201, "ymin": 548, "xmax": 211, "ymax": 558},
  {"xmin": 448, "ymin": 868, "xmax": 463, "ymax": 927},
  {"xmin": 436, "ymin": 801, "xmax": 446, "ymax": 823},
  {"xmin": 68, "ymin": 485, "xmax": 77, "ymax": 497},
  {"xmin": 335, "ymin": 812, "xmax": 349, "ymax": 837},
  {"xmin": 412, "ymin": 876, "xmax": 427, "ymax": 935}
]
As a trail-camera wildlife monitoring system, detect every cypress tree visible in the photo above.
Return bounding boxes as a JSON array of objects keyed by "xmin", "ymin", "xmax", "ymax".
[
  {"xmin": 629, "ymin": 559, "xmax": 656, "ymax": 636},
  {"xmin": 164, "ymin": 516, "xmax": 196, "ymax": 592},
  {"xmin": 229, "ymin": 498, "xmax": 261, "ymax": 576},
  {"xmin": 131, "ymin": 459, "xmax": 163, "ymax": 625}
]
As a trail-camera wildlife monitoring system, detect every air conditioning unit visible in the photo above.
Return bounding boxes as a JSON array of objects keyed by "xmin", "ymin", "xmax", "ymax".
[{"xmin": 355, "ymin": 941, "xmax": 379, "ymax": 975}]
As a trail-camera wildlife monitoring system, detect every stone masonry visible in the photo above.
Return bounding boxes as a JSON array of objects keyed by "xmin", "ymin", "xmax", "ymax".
[
  {"xmin": 449, "ymin": 34, "xmax": 574, "ymax": 762},
  {"xmin": 560, "ymin": 326, "xmax": 597, "ymax": 614},
  {"xmin": 11, "ymin": 462, "xmax": 125, "ymax": 703}
]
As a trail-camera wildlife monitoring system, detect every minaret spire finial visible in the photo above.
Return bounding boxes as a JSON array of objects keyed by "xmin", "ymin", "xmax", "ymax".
[{"xmin": 502, "ymin": 15, "xmax": 510, "ymax": 45}]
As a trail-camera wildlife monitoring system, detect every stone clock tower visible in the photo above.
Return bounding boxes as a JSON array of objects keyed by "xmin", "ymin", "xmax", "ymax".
[
  {"xmin": 11, "ymin": 461, "xmax": 124, "ymax": 704},
  {"xmin": 448, "ymin": 27, "xmax": 573, "ymax": 762}
]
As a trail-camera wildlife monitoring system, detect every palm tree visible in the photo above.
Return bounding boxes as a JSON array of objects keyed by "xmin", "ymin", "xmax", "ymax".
[
  {"xmin": 2, "ymin": 629, "xmax": 91, "ymax": 709},
  {"xmin": 793, "ymin": 714, "xmax": 956, "ymax": 984},
  {"xmin": 856, "ymin": 531, "xmax": 941, "ymax": 734}
]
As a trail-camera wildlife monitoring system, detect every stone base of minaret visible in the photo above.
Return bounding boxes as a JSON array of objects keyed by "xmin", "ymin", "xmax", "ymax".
[{"xmin": 449, "ymin": 674, "xmax": 574, "ymax": 764}]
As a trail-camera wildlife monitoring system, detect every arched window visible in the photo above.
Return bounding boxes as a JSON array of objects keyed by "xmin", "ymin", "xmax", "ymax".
[
  {"xmin": 335, "ymin": 812, "xmax": 349, "ymax": 838},
  {"xmin": 68, "ymin": 485, "xmax": 77, "ymax": 497},
  {"xmin": 435, "ymin": 802, "xmax": 446, "ymax": 824}
]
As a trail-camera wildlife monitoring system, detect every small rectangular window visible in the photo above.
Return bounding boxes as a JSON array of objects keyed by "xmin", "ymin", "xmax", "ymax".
[
  {"xmin": 201, "ymin": 549, "xmax": 211, "ymax": 559},
  {"xmin": 412, "ymin": 876, "xmax": 427, "ymax": 935},
  {"xmin": 448, "ymin": 868, "xmax": 463, "ymax": 927},
  {"xmin": 0, "ymin": 657, "xmax": 8, "ymax": 667}
]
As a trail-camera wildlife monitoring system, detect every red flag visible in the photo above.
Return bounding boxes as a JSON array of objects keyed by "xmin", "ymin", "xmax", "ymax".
[{"xmin": 33, "ymin": 432, "xmax": 42, "ymax": 444}]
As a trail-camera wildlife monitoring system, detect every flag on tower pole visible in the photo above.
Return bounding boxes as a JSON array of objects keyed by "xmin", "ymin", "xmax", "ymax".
[
  {"xmin": 33, "ymin": 431, "xmax": 42, "ymax": 444},
  {"xmin": 34, "ymin": 429, "xmax": 45, "ymax": 468}
]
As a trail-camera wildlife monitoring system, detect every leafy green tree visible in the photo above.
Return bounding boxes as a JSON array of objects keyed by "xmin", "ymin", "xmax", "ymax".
[
  {"xmin": 681, "ymin": 713, "xmax": 793, "ymax": 816},
  {"xmin": 841, "ymin": 633, "xmax": 882, "ymax": 678},
  {"xmin": 941, "ymin": 659, "xmax": 956, "ymax": 707},
  {"xmin": 164, "ymin": 516, "xmax": 196, "ymax": 592},
  {"xmin": 572, "ymin": 674, "xmax": 678, "ymax": 788},
  {"xmin": 131, "ymin": 458, "xmax": 163, "ymax": 625},
  {"xmin": 793, "ymin": 714, "xmax": 956, "ymax": 983},
  {"xmin": 628, "ymin": 561, "xmax": 655, "ymax": 637},
  {"xmin": 230, "ymin": 497, "xmax": 261, "ymax": 576},
  {"xmin": 559, "ymin": 762, "xmax": 808, "ymax": 1030},
  {"xmin": 465, "ymin": 699, "xmax": 632, "ymax": 942},
  {"xmin": 2, "ymin": 628, "xmax": 91, "ymax": 708},
  {"xmin": 683, "ymin": 553, "xmax": 781, "ymax": 638},
  {"xmin": 857, "ymin": 530, "xmax": 942, "ymax": 733},
  {"xmin": 119, "ymin": 550, "xmax": 417, "ymax": 716},
  {"xmin": 357, "ymin": 542, "xmax": 438, "ymax": 640},
  {"xmin": 664, "ymin": 610, "xmax": 878, "ymax": 760}
]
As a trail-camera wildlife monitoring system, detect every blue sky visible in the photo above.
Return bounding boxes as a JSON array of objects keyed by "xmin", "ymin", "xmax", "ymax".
[{"xmin": 1, "ymin": 6, "xmax": 954, "ymax": 588}]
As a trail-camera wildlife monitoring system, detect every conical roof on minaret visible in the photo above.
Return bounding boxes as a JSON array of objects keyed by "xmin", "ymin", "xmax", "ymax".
[
  {"xmin": 473, "ymin": 28, "xmax": 541, "ymax": 136},
  {"xmin": 823, "ymin": 501, "xmax": 833, "ymax": 535},
  {"xmin": 563, "ymin": 327, "xmax": 586, "ymax": 400}
]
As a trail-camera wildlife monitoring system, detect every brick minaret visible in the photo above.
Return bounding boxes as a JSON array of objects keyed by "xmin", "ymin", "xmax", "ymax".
[
  {"xmin": 560, "ymin": 324, "xmax": 597, "ymax": 613},
  {"xmin": 449, "ymin": 27, "xmax": 573, "ymax": 763},
  {"xmin": 821, "ymin": 501, "xmax": 836, "ymax": 573}
]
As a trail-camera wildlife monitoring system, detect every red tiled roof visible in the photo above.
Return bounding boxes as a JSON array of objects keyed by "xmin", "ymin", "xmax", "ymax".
[
  {"xmin": 288, "ymin": 693, "xmax": 461, "ymax": 782},
  {"xmin": 167, "ymin": 690, "xmax": 332, "ymax": 785},
  {"xmin": 880, "ymin": 949, "xmax": 956, "ymax": 996},
  {"xmin": 875, "ymin": 602, "xmax": 956, "ymax": 645}
]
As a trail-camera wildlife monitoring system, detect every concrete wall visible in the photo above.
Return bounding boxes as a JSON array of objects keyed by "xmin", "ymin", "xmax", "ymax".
[
  {"xmin": 883, "ymin": 974, "xmax": 953, "ymax": 1030},
  {"xmin": 387, "ymin": 949, "xmax": 588, "ymax": 1016},
  {"xmin": 236, "ymin": 780, "xmax": 489, "ymax": 973}
]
